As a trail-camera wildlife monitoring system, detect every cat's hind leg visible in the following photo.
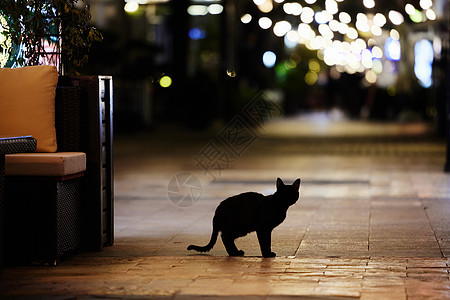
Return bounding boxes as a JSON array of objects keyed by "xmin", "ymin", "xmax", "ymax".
[
  {"xmin": 221, "ymin": 233, "xmax": 244, "ymax": 256},
  {"xmin": 256, "ymin": 230, "xmax": 276, "ymax": 257}
]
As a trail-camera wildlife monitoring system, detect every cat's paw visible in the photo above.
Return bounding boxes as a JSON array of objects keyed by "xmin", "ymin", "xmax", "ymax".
[{"xmin": 263, "ymin": 252, "xmax": 276, "ymax": 258}]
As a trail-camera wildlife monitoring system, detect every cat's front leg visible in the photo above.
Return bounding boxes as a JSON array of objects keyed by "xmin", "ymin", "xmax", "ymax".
[{"xmin": 256, "ymin": 230, "xmax": 276, "ymax": 257}]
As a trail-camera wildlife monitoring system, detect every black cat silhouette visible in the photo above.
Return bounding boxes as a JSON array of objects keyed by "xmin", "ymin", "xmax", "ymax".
[{"xmin": 187, "ymin": 178, "xmax": 301, "ymax": 257}]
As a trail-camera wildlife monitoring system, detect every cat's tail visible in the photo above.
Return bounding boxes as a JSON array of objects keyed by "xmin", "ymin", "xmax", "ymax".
[{"xmin": 187, "ymin": 219, "xmax": 219, "ymax": 253}]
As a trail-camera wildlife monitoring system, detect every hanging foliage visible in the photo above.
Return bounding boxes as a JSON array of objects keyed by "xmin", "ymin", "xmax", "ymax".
[{"xmin": 0, "ymin": 0, "xmax": 102, "ymax": 75}]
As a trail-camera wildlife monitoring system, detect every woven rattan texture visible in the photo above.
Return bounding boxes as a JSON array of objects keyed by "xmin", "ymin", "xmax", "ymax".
[
  {"xmin": 5, "ymin": 177, "xmax": 82, "ymax": 265},
  {"xmin": 55, "ymin": 87, "xmax": 82, "ymax": 152},
  {"xmin": 0, "ymin": 138, "xmax": 37, "ymax": 154},
  {"xmin": 56, "ymin": 179, "xmax": 82, "ymax": 259}
]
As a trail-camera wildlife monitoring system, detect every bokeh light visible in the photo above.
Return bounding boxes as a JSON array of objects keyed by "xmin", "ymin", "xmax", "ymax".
[
  {"xmin": 124, "ymin": 2, "xmax": 139, "ymax": 13},
  {"xmin": 159, "ymin": 76, "xmax": 172, "ymax": 88},
  {"xmin": 263, "ymin": 51, "xmax": 277, "ymax": 68},
  {"xmin": 259, "ymin": 17, "xmax": 273, "ymax": 29}
]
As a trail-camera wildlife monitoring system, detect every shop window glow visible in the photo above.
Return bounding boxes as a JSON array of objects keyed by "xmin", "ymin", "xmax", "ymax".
[
  {"xmin": 414, "ymin": 39, "xmax": 433, "ymax": 88},
  {"xmin": 385, "ymin": 37, "xmax": 401, "ymax": 61},
  {"xmin": 189, "ymin": 28, "xmax": 206, "ymax": 40}
]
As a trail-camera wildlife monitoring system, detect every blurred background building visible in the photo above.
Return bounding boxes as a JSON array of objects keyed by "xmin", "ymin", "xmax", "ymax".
[{"xmin": 82, "ymin": 0, "xmax": 448, "ymax": 133}]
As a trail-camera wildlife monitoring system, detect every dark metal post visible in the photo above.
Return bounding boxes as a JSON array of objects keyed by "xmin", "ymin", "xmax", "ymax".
[
  {"xmin": 445, "ymin": 8, "xmax": 450, "ymax": 172},
  {"xmin": 445, "ymin": 61, "xmax": 450, "ymax": 172}
]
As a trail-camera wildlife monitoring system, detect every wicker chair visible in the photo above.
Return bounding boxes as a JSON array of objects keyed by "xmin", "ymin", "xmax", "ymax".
[
  {"xmin": 4, "ymin": 75, "xmax": 113, "ymax": 266},
  {"xmin": 4, "ymin": 86, "xmax": 85, "ymax": 266}
]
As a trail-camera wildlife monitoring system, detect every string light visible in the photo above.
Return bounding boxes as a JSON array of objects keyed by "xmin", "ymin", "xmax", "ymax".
[
  {"xmin": 259, "ymin": 17, "xmax": 272, "ymax": 29},
  {"xmin": 363, "ymin": 0, "xmax": 375, "ymax": 9},
  {"xmin": 241, "ymin": 0, "xmax": 438, "ymax": 78}
]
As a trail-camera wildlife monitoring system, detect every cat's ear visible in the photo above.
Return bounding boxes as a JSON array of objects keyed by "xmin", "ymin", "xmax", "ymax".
[
  {"xmin": 293, "ymin": 178, "xmax": 301, "ymax": 191},
  {"xmin": 276, "ymin": 178, "xmax": 284, "ymax": 188}
]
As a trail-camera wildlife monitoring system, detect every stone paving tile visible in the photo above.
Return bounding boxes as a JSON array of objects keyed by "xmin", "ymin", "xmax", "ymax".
[
  {"xmin": 1, "ymin": 256, "xmax": 449, "ymax": 298},
  {"xmin": 1, "ymin": 120, "xmax": 449, "ymax": 299}
]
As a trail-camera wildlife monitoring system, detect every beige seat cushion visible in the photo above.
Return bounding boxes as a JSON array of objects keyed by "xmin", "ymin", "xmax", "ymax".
[
  {"xmin": 5, "ymin": 152, "xmax": 86, "ymax": 177},
  {"xmin": 0, "ymin": 65, "xmax": 58, "ymax": 152}
]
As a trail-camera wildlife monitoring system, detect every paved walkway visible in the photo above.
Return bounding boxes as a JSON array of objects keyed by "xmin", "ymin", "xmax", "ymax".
[{"xmin": 1, "ymin": 114, "xmax": 449, "ymax": 299}]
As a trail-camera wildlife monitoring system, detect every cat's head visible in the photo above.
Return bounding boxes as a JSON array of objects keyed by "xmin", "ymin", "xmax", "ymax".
[{"xmin": 275, "ymin": 178, "xmax": 301, "ymax": 205}]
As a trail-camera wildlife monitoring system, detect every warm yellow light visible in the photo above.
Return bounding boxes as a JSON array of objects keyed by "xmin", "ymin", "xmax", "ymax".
[
  {"xmin": 160, "ymin": 76, "xmax": 172, "ymax": 88},
  {"xmin": 124, "ymin": 2, "xmax": 139, "ymax": 13},
  {"xmin": 257, "ymin": 0, "xmax": 273, "ymax": 13},
  {"xmin": 339, "ymin": 12, "xmax": 351, "ymax": 24},
  {"xmin": 300, "ymin": 7, "xmax": 315, "ymax": 24},
  {"xmin": 365, "ymin": 70, "xmax": 377, "ymax": 84},
  {"xmin": 308, "ymin": 59, "xmax": 321, "ymax": 72},
  {"xmin": 338, "ymin": 22, "xmax": 349, "ymax": 34},
  {"xmin": 208, "ymin": 4, "xmax": 223, "ymax": 15},
  {"xmin": 241, "ymin": 14, "xmax": 252, "ymax": 24},
  {"xmin": 226, "ymin": 69, "xmax": 237, "ymax": 77},
  {"xmin": 373, "ymin": 13, "xmax": 387, "ymax": 27},
  {"xmin": 426, "ymin": 9, "xmax": 436, "ymax": 20},
  {"xmin": 286, "ymin": 30, "xmax": 300, "ymax": 43},
  {"xmin": 273, "ymin": 21, "xmax": 292, "ymax": 37},
  {"xmin": 372, "ymin": 46, "xmax": 383, "ymax": 58},
  {"xmin": 356, "ymin": 21, "xmax": 370, "ymax": 33},
  {"xmin": 259, "ymin": 17, "xmax": 272, "ymax": 29},
  {"xmin": 420, "ymin": 0, "xmax": 433, "ymax": 10},
  {"xmin": 346, "ymin": 27, "xmax": 358, "ymax": 39},
  {"xmin": 405, "ymin": 3, "xmax": 416, "ymax": 15},
  {"xmin": 305, "ymin": 71, "xmax": 318, "ymax": 85},
  {"xmin": 363, "ymin": 0, "xmax": 375, "ymax": 9},
  {"xmin": 325, "ymin": 0, "xmax": 338, "ymax": 15},
  {"xmin": 389, "ymin": 10, "xmax": 404, "ymax": 25},
  {"xmin": 188, "ymin": 5, "xmax": 208, "ymax": 16},
  {"xmin": 318, "ymin": 24, "xmax": 334, "ymax": 40},
  {"xmin": 284, "ymin": 59, "xmax": 297, "ymax": 69},
  {"xmin": 329, "ymin": 20, "xmax": 340, "ymax": 31},
  {"xmin": 390, "ymin": 29, "xmax": 400, "ymax": 40},
  {"xmin": 372, "ymin": 59, "xmax": 383, "ymax": 73},
  {"xmin": 361, "ymin": 49, "xmax": 373, "ymax": 68},
  {"xmin": 298, "ymin": 23, "xmax": 315, "ymax": 40},
  {"xmin": 371, "ymin": 25, "xmax": 382, "ymax": 36},
  {"xmin": 283, "ymin": 2, "xmax": 302, "ymax": 15}
]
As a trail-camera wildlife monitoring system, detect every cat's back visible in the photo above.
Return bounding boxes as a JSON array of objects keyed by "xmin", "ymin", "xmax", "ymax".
[
  {"xmin": 215, "ymin": 192, "xmax": 264, "ymax": 215},
  {"xmin": 219, "ymin": 191, "xmax": 264, "ymax": 206}
]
